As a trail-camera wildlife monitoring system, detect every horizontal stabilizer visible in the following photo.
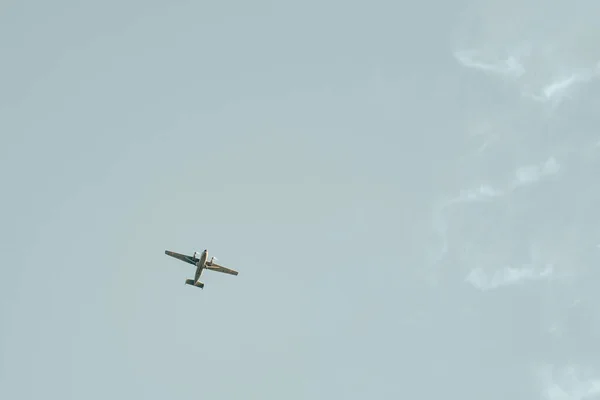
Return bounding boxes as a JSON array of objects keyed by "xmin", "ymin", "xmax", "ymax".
[{"xmin": 185, "ymin": 279, "xmax": 204, "ymax": 289}]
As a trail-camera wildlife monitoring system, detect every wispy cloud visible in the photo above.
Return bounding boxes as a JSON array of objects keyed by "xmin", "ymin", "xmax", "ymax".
[
  {"xmin": 537, "ymin": 364, "xmax": 600, "ymax": 400},
  {"xmin": 454, "ymin": 45, "xmax": 600, "ymax": 107},
  {"xmin": 465, "ymin": 264, "xmax": 553, "ymax": 291},
  {"xmin": 429, "ymin": 157, "xmax": 562, "ymax": 277},
  {"xmin": 524, "ymin": 65, "xmax": 600, "ymax": 106},
  {"xmin": 454, "ymin": 49, "xmax": 526, "ymax": 78},
  {"xmin": 511, "ymin": 157, "xmax": 561, "ymax": 188},
  {"xmin": 451, "ymin": 184, "xmax": 504, "ymax": 204},
  {"xmin": 444, "ymin": 157, "xmax": 560, "ymax": 207}
]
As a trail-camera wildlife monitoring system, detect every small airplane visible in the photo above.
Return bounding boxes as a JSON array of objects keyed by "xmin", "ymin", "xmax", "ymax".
[{"xmin": 164, "ymin": 249, "xmax": 238, "ymax": 289}]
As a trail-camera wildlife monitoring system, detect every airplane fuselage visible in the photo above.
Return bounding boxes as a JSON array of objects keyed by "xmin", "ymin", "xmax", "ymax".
[
  {"xmin": 193, "ymin": 250, "xmax": 208, "ymax": 281},
  {"xmin": 195, "ymin": 249, "xmax": 208, "ymax": 268}
]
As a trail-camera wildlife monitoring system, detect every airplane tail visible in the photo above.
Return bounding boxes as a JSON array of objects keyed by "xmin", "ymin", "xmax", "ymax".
[{"xmin": 185, "ymin": 279, "xmax": 204, "ymax": 289}]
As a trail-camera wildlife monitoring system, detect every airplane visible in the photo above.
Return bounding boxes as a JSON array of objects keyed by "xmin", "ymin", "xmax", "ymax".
[{"xmin": 164, "ymin": 249, "xmax": 238, "ymax": 289}]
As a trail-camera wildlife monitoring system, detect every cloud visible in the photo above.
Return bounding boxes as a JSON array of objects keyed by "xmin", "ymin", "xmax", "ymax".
[
  {"xmin": 465, "ymin": 264, "xmax": 553, "ymax": 291},
  {"xmin": 511, "ymin": 157, "xmax": 561, "ymax": 188},
  {"xmin": 428, "ymin": 156, "xmax": 560, "ymax": 273},
  {"xmin": 523, "ymin": 65, "xmax": 600, "ymax": 106},
  {"xmin": 537, "ymin": 364, "xmax": 600, "ymax": 400},
  {"xmin": 454, "ymin": 49, "xmax": 526, "ymax": 78},
  {"xmin": 454, "ymin": 44, "xmax": 600, "ymax": 107},
  {"xmin": 451, "ymin": 184, "xmax": 504, "ymax": 204}
]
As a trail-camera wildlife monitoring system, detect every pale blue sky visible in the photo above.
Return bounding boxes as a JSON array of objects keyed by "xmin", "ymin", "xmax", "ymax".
[{"xmin": 2, "ymin": 1, "xmax": 600, "ymax": 399}]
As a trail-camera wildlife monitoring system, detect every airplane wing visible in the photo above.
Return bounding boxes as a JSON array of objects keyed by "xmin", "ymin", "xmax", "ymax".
[
  {"xmin": 165, "ymin": 250, "xmax": 196, "ymax": 266},
  {"xmin": 206, "ymin": 262, "xmax": 238, "ymax": 276}
]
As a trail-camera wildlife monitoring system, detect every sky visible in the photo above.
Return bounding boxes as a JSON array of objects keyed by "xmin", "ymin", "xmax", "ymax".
[{"xmin": 1, "ymin": 1, "xmax": 600, "ymax": 399}]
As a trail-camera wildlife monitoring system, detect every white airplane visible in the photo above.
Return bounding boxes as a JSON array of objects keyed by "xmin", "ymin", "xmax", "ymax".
[{"xmin": 164, "ymin": 249, "xmax": 238, "ymax": 289}]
